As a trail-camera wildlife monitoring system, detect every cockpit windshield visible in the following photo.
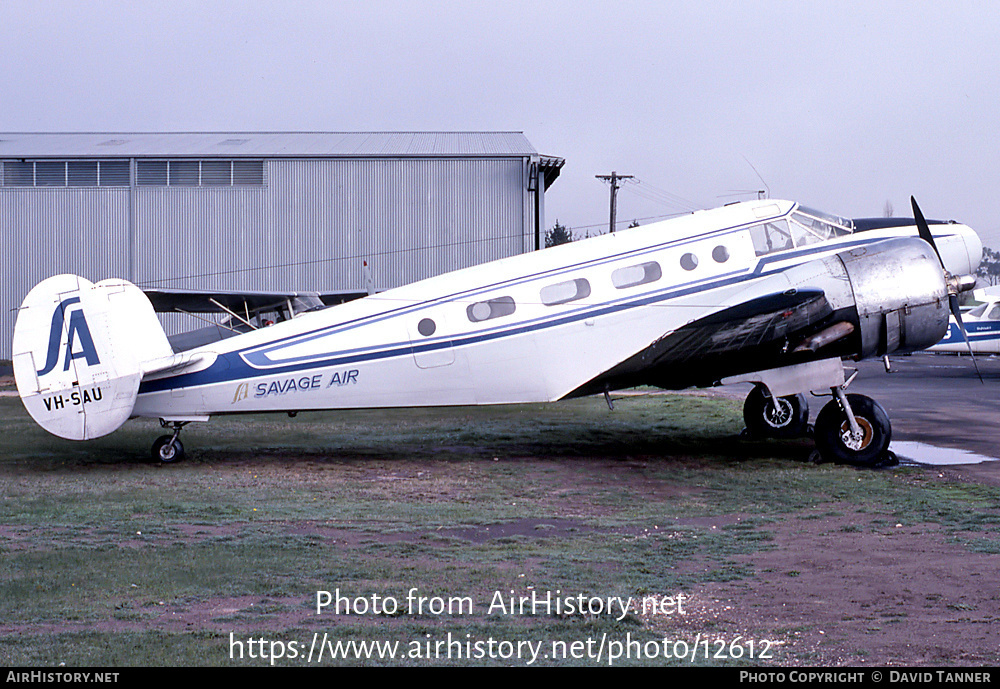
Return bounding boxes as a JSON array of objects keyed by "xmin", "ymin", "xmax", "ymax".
[
  {"xmin": 967, "ymin": 303, "xmax": 989, "ymax": 318},
  {"xmin": 749, "ymin": 205, "xmax": 855, "ymax": 257},
  {"xmin": 794, "ymin": 206, "xmax": 855, "ymax": 234}
]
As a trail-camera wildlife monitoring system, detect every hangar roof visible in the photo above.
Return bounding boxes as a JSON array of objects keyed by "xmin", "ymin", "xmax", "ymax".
[{"xmin": 0, "ymin": 131, "xmax": 545, "ymax": 158}]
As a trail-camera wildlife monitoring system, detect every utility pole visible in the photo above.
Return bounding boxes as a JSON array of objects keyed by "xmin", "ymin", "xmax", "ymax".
[{"xmin": 595, "ymin": 171, "xmax": 633, "ymax": 233}]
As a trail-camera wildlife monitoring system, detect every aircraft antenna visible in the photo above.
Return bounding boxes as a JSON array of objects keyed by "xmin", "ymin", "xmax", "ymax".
[{"xmin": 741, "ymin": 155, "xmax": 770, "ymax": 199}]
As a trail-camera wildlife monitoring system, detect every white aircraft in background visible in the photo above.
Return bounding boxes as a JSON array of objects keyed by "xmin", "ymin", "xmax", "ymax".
[
  {"xmin": 11, "ymin": 197, "xmax": 982, "ymax": 467},
  {"xmin": 929, "ymin": 287, "xmax": 1000, "ymax": 355}
]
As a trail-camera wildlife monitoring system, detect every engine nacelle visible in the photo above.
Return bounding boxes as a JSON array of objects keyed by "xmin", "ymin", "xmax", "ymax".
[{"xmin": 835, "ymin": 237, "xmax": 950, "ymax": 357}]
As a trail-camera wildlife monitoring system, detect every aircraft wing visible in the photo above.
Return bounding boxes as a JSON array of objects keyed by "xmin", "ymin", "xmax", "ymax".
[
  {"xmin": 570, "ymin": 289, "xmax": 847, "ymax": 396},
  {"xmin": 143, "ymin": 288, "xmax": 367, "ymax": 314},
  {"xmin": 143, "ymin": 287, "xmax": 368, "ymax": 353}
]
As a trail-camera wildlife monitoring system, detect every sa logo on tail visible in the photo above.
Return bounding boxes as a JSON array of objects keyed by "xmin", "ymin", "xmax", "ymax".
[{"xmin": 36, "ymin": 296, "xmax": 101, "ymax": 376}]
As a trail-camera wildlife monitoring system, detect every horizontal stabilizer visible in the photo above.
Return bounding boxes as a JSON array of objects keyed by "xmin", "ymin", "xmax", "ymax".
[{"xmin": 12, "ymin": 275, "xmax": 174, "ymax": 440}]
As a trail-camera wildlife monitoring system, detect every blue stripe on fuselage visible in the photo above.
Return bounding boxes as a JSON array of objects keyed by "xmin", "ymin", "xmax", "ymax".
[
  {"xmin": 939, "ymin": 320, "xmax": 1000, "ymax": 343},
  {"xmin": 138, "ymin": 227, "xmax": 942, "ymax": 396},
  {"xmin": 138, "ymin": 266, "xmax": 751, "ymax": 394}
]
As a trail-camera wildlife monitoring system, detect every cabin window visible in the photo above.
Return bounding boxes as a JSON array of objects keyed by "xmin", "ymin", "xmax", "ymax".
[
  {"xmin": 788, "ymin": 218, "xmax": 826, "ymax": 248},
  {"xmin": 540, "ymin": 278, "xmax": 591, "ymax": 306},
  {"xmin": 988, "ymin": 305, "xmax": 1000, "ymax": 320},
  {"xmin": 749, "ymin": 220, "xmax": 794, "ymax": 256},
  {"xmin": 611, "ymin": 261, "xmax": 661, "ymax": 289},
  {"xmin": 417, "ymin": 318, "xmax": 436, "ymax": 336},
  {"xmin": 680, "ymin": 253, "xmax": 698, "ymax": 271},
  {"xmin": 712, "ymin": 245, "xmax": 730, "ymax": 263},
  {"xmin": 467, "ymin": 296, "xmax": 516, "ymax": 323}
]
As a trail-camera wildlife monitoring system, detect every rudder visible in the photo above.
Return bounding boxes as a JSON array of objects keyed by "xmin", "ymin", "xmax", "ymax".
[{"xmin": 12, "ymin": 274, "xmax": 173, "ymax": 440}]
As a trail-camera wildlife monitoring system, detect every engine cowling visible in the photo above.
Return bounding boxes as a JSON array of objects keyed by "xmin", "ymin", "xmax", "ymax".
[{"xmin": 834, "ymin": 237, "xmax": 950, "ymax": 357}]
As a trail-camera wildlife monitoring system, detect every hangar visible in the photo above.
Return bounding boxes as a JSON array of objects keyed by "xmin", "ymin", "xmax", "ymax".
[{"xmin": 0, "ymin": 131, "xmax": 563, "ymax": 358}]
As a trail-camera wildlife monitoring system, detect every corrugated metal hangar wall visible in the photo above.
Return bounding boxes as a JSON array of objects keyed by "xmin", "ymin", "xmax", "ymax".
[{"xmin": 0, "ymin": 132, "xmax": 563, "ymax": 358}]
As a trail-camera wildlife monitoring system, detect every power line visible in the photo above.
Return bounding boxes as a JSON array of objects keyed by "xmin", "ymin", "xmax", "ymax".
[
  {"xmin": 137, "ymin": 230, "xmax": 537, "ymax": 287},
  {"xmin": 622, "ymin": 179, "xmax": 702, "ymax": 212},
  {"xmin": 565, "ymin": 211, "xmax": 689, "ymax": 235},
  {"xmin": 140, "ymin": 190, "xmax": 700, "ymax": 287}
]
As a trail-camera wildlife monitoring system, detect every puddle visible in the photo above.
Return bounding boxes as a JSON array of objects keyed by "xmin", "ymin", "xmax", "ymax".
[{"xmin": 891, "ymin": 441, "xmax": 1000, "ymax": 466}]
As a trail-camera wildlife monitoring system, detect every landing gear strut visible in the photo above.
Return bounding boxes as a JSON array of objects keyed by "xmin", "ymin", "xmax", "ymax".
[
  {"xmin": 742, "ymin": 385, "xmax": 810, "ymax": 439},
  {"xmin": 152, "ymin": 421, "xmax": 188, "ymax": 463}
]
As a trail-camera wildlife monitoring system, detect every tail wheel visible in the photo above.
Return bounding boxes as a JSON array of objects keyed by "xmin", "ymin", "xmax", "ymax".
[
  {"xmin": 743, "ymin": 385, "xmax": 809, "ymax": 438},
  {"xmin": 152, "ymin": 435, "xmax": 185, "ymax": 464},
  {"xmin": 814, "ymin": 394, "xmax": 891, "ymax": 467}
]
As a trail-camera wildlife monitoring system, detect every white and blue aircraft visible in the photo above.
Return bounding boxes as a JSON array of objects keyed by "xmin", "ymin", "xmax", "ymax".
[
  {"xmin": 11, "ymin": 198, "xmax": 982, "ymax": 467},
  {"xmin": 930, "ymin": 288, "xmax": 1000, "ymax": 355}
]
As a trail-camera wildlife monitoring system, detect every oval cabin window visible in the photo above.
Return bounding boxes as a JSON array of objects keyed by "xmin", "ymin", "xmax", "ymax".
[
  {"xmin": 611, "ymin": 261, "xmax": 662, "ymax": 289},
  {"xmin": 540, "ymin": 278, "xmax": 591, "ymax": 306},
  {"xmin": 466, "ymin": 296, "xmax": 516, "ymax": 323}
]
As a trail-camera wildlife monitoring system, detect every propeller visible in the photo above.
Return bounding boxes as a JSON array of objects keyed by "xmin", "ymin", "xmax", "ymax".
[{"xmin": 911, "ymin": 196, "xmax": 983, "ymax": 383}]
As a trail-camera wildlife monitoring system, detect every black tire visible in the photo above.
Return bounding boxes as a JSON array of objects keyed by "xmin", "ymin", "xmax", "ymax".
[
  {"xmin": 814, "ymin": 394, "xmax": 891, "ymax": 467},
  {"xmin": 152, "ymin": 435, "xmax": 185, "ymax": 464},
  {"xmin": 743, "ymin": 385, "xmax": 809, "ymax": 438}
]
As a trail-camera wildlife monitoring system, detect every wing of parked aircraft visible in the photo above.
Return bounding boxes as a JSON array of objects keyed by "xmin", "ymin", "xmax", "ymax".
[{"xmin": 142, "ymin": 287, "xmax": 367, "ymax": 351}]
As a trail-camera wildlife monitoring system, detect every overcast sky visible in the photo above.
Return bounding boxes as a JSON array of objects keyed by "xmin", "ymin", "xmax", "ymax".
[{"xmin": 3, "ymin": 1, "xmax": 999, "ymax": 245}]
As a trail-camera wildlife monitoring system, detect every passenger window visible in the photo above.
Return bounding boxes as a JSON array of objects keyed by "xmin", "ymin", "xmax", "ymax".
[
  {"xmin": 540, "ymin": 278, "xmax": 591, "ymax": 306},
  {"xmin": 417, "ymin": 318, "xmax": 436, "ymax": 336},
  {"xmin": 988, "ymin": 305, "xmax": 1000, "ymax": 320},
  {"xmin": 611, "ymin": 262, "xmax": 661, "ymax": 289},
  {"xmin": 467, "ymin": 296, "xmax": 516, "ymax": 323}
]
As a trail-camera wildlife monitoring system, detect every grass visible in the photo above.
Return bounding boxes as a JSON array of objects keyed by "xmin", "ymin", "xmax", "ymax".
[{"xmin": 1, "ymin": 393, "xmax": 1000, "ymax": 666}]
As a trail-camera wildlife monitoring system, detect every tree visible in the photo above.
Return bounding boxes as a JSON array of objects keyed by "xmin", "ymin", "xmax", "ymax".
[
  {"xmin": 883, "ymin": 200, "xmax": 894, "ymax": 218},
  {"xmin": 545, "ymin": 220, "xmax": 573, "ymax": 248},
  {"xmin": 976, "ymin": 245, "xmax": 1000, "ymax": 286}
]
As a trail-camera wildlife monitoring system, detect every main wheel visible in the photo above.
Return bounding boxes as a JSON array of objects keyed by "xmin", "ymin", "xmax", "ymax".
[
  {"xmin": 814, "ymin": 394, "xmax": 891, "ymax": 467},
  {"xmin": 152, "ymin": 435, "xmax": 185, "ymax": 464},
  {"xmin": 743, "ymin": 385, "xmax": 809, "ymax": 438}
]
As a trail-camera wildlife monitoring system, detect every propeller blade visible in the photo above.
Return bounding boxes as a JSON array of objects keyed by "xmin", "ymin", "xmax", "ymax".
[
  {"xmin": 911, "ymin": 196, "xmax": 944, "ymax": 266},
  {"xmin": 950, "ymin": 293, "xmax": 984, "ymax": 384}
]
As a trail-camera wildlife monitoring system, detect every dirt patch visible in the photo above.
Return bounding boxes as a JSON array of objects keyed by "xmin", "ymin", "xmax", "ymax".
[
  {"xmin": 684, "ymin": 512, "xmax": 1000, "ymax": 665},
  {"xmin": 6, "ymin": 503, "xmax": 996, "ymax": 665}
]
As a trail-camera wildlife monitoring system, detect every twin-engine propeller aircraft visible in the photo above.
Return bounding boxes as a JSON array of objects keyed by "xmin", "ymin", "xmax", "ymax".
[{"xmin": 12, "ymin": 197, "xmax": 982, "ymax": 467}]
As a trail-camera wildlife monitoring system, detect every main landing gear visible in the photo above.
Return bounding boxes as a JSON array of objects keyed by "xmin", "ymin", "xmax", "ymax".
[
  {"xmin": 813, "ymin": 390, "xmax": 892, "ymax": 467},
  {"xmin": 152, "ymin": 421, "xmax": 188, "ymax": 463},
  {"xmin": 741, "ymin": 381, "xmax": 893, "ymax": 468}
]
